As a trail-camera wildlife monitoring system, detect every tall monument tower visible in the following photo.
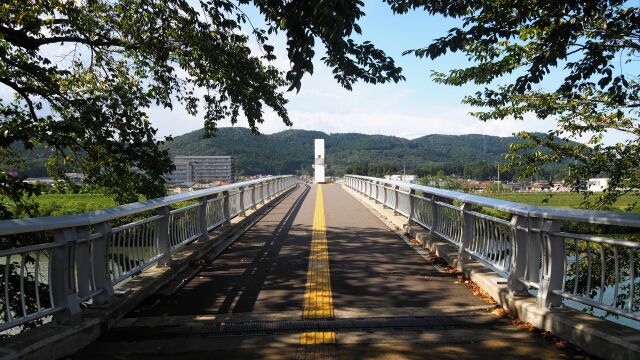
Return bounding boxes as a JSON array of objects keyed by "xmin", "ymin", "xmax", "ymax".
[{"xmin": 314, "ymin": 139, "xmax": 325, "ymax": 183}]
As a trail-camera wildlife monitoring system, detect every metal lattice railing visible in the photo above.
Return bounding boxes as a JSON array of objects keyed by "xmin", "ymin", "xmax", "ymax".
[
  {"xmin": 0, "ymin": 176, "xmax": 296, "ymax": 333},
  {"xmin": 344, "ymin": 175, "xmax": 640, "ymax": 326}
]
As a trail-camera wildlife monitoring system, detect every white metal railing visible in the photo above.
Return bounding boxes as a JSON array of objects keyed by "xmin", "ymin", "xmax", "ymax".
[
  {"xmin": 0, "ymin": 176, "xmax": 296, "ymax": 333},
  {"xmin": 345, "ymin": 175, "xmax": 640, "ymax": 325}
]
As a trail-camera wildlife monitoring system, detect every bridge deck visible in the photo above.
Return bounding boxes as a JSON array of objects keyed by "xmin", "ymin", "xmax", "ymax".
[{"xmin": 74, "ymin": 184, "xmax": 589, "ymax": 359}]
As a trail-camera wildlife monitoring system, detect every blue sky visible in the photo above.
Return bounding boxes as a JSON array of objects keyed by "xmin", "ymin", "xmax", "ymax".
[{"xmin": 149, "ymin": 1, "xmax": 571, "ymax": 140}]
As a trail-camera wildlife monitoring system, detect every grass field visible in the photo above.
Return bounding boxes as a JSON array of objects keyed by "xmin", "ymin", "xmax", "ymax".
[
  {"xmin": 5, "ymin": 193, "xmax": 196, "ymax": 218},
  {"xmin": 482, "ymin": 192, "xmax": 640, "ymax": 212},
  {"xmin": 30, "ymin": 194, "xmax": 118, "ymax": 216}
]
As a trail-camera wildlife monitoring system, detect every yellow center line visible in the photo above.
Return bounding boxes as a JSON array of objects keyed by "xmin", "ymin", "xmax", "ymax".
[
  {"xmin": 302, "ymin": 184, "xmax": 334, "ymax": 319},
  {"xmin": 299, "ymin": 185, "xmax": 336, "ymax": 354}
]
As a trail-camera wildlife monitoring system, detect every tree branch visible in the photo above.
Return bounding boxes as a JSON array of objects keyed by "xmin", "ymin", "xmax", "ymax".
[{"xmin": 0, "ymin": 77, "xmax": 38, "ymax": 121}]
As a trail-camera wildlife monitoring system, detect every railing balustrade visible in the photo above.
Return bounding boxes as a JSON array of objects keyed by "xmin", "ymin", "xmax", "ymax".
[
  {"xmin": 345, "ymin": 175, "xmax": 640, "ymax": 326},
  {"xmin": 0, "ymin": 176, "xmax": 296, "ymax": 333}
]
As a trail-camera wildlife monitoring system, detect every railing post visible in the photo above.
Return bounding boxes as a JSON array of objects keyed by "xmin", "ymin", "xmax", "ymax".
[
  {"xmin": 251, "ymin": 185, "xmax": 257, "ymax": 209},
  {"xmin": 429, "ymin": 194, "xmax": 439, "ymax": 241},
  {"xmin": 74, "ymin": 226, "xmax": 91, "ymax": 301},
  {"xmin": 222, "ymin": 190, "xmax": 231, "ymax": 225},
  {"xmin": 526, "ymin": 218, "xmax": 544, "ymax": 285},
  {"xmin": 537, "ymin": 219, "xmax": 565, "ymax": 308},
  {"xmin": 198, "ymin": 195, "xmax": 209, "ymax": 241},
  {"xmin": 239, "ymin": 186, "xmax": 246, "ymax": 216},
  {"xmin": 92, "ymin": 222, "xmax": 115, "ymax": 304},
  {"xmin": 260, "ymin": 182, "xmax": 265, "ymax": 205},
  {"xmin": 393, "ymin": 185, "xmax": 400, "ymax": 215},
  {"xmin": 457, "ymin": 203, "xmax": 473, "ymax": 271},
  {"xmin": 382, "ymin": 184, "xmax": 388, "ymax": 209},
  {"xmin": 407, "ymin": 188, "xmax": 416, "ymax": 226},
  {"xmin": 507, "ymin": 215, "xmax": 530, "ymax": 295},
  {"xmin": 374, "ymin": 181, "xmax": 379, "ymax": 203},
  {"xmin": 156, "ymin": 206, "xmax": 172, "ymax": 267},
  {"xmin": 51, "ymin": 227, "xmax": 81, "ymax": 324}
]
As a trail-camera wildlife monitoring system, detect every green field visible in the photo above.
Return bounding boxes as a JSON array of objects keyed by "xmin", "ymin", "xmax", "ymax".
[
  {"xmin": 483, "ymin": 192, "xmax": 640, "ymax": 212},
  {"xmin": 4, "ymin": 193, "xmax": 196, "ymax": 219},
  {"xmin": 29, "ymin": 194, "xmax": 118, "ymax": 216}
]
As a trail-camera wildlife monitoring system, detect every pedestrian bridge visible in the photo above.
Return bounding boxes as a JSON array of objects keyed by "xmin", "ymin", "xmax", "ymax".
[{"xmin": 0, "ymin": 176, "xmax": 639, "ymax": 359}]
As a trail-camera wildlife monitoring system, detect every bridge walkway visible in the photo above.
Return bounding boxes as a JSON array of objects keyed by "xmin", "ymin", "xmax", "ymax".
[{"xmin": 73, "ymin": 183, "xmax": 589, "ymax": 359}]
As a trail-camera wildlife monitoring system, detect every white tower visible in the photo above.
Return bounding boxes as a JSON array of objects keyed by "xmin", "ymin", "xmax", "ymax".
[{"xmin": 314, "ymin": 139, "xmax": 325, "ymax": 183}]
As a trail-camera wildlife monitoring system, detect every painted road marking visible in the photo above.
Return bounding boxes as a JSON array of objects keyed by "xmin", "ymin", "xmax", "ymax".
[
  {"xmin": 302, "ymin": 184, "xmax": 334, "ymax": 319},
  {"xmin": 299, "ymin": 185, "xmax": 336, "ymax": 357}
]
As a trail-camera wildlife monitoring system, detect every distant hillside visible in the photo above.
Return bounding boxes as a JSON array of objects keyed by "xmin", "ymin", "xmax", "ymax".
[
  {"xmin": 11, "ymin": 127, "xmax": 566, "ymax": 180},
  {"xmin": 163, "ymin": 127, "xmax": 548, "ymax": 179}
]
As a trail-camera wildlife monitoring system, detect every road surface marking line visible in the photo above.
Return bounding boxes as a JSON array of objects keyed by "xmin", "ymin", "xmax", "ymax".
[{"xmin": 300, "ymin": 184, "xmax": 335, "ymax": 353}]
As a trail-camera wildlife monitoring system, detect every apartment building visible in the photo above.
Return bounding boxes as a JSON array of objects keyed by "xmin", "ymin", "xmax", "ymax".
[{"xmin": 166, "ymin": 155, "xmax": 235, "ymax": 184}]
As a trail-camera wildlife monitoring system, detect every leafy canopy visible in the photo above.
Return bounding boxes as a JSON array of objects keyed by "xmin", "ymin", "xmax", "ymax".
[
  {"xmin": 0, "ymin": 0, "xmax": 403, "ymax": 218},
  {"xmin": 389, "ymin": 0, "xmax": 640, "ymax": 208}
]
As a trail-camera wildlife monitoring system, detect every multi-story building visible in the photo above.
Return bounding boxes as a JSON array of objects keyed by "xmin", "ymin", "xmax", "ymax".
[{"xmin": 166, "ymin": 156, "xmax": 235, "ymax": 184}]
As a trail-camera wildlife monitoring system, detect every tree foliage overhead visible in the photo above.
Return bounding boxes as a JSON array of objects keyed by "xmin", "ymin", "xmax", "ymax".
[
  {"xmin": 0, "ymin": 0, "xmax": 403, "ymax": 218},
  {"xmin": 389, "ymin": 0, "xmax": 640, "ymax": 208}
]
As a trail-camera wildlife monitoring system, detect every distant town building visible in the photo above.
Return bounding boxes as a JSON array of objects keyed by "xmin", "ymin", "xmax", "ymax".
[
  {"xmin": 172, "ymin": 182, "xmax": 196, "ymax": 194},
  {"xmin": 166, "ymin": 156, "xmax": 235, "ymax": 184},
  {"xmin": 23, "ymin": 173, "xmax": 84, "ymax": 186},
  {"xmin": 588, "ymin": 178, "xmax": 610, "ymax": 192},
  {"xmin": 385, "ymin": 174, "xmax": 418, "ymax": 184}
]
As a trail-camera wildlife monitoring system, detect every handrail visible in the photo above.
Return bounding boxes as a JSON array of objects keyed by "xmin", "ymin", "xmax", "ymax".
[
  {"xmin": 0, "ymin": 175, "xmax": 297, "ymax": 334},
  {"xmin": 0, "ymin": 176, "xmax": 292, "ymax": 236},
  {"xmin": 347, "ymin": 174, "xmax": 640, "ymax": 227},
  {"xmin": 344, "ymin": 174, "xmax": 640, "ymax": 327}
]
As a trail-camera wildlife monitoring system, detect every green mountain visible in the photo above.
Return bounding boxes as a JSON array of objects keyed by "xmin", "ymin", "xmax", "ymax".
[
  {"xmin": 164, "ymin": 127, "xmax": 551, "ymax": 180},
  {"xmin": 12, "ymin": 127, "xmax": 565, "ymax": 181}
]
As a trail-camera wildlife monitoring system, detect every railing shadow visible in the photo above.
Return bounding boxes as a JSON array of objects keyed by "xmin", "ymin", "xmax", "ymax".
[{"xmin": 130, "ymin": 183, "xmax": 311, "ymax": 316}]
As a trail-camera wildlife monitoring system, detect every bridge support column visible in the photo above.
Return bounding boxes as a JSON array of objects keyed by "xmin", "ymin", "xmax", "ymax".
[
  {"xmin": 156, "ymin": 206, "xmax": 173, "ymax": 267},
  {"xmin": 51, "ymin": 228, "xmax": 82, "ymax": 325},
  {"xmin": 537, "ymin": 219, "xmax": 564, "ymax": 308},
  {"xmin": 92, "ymin": 222, "xmax": 115, "ymax": 304},
  {"xmin": 507, "ymin": 215, "xmax": 530, "ymax": 295}
]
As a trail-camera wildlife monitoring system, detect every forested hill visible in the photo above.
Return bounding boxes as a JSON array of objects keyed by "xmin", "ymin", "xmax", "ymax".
[{"xmin": 164, "ymin": 127, "xmax": 543, "ymax": 179}]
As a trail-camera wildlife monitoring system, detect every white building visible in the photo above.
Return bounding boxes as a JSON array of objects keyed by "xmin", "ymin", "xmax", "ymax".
[
  {"xmin": 166, "ymin": 156, "xmax": 235, "ymax": 184},
  {"xmin": 314, "ymin": 139, "xmax": 325, "ymax": 183},
  {"xmin": 385, "ymin": 174, "xmax": 418, "ymax": 184},
  {"xmin": 588, "ymin": 178, "xmax": 610, "ymax": 192}
]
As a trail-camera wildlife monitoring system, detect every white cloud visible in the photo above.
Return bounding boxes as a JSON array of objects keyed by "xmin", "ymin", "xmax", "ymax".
[{"xmin": 254, "ymin": 108, "xmax": 557, "ymax": 139}]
